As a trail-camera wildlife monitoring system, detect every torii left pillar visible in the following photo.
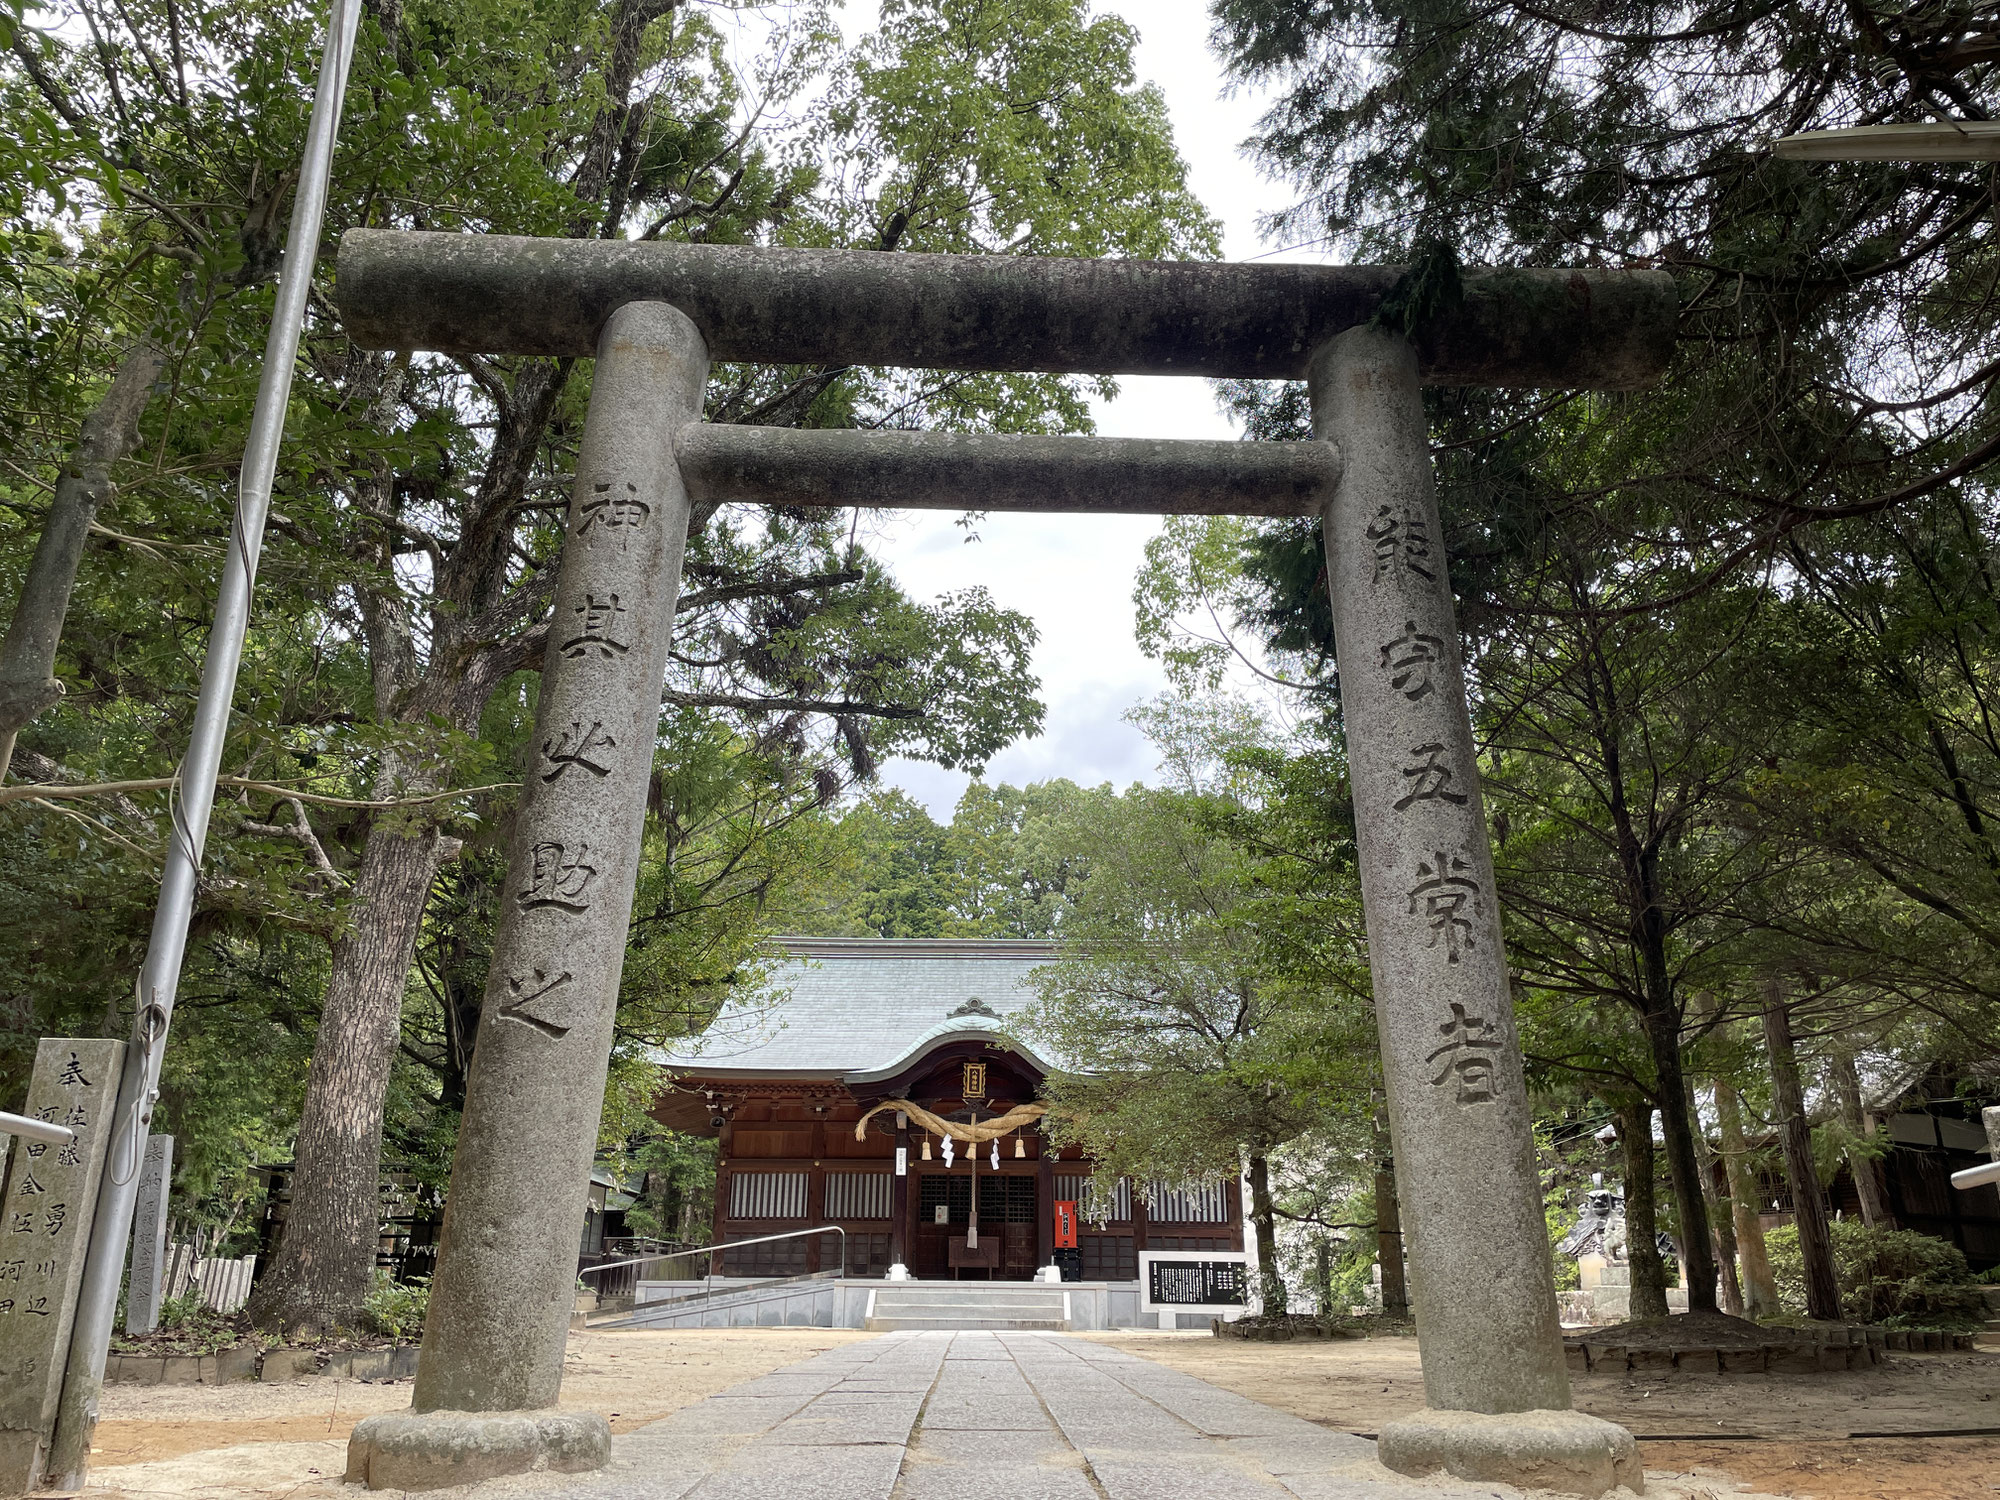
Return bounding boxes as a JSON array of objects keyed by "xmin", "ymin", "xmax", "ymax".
[{"xmin": 347, "ymin": 302, "xmax": 707, "ymax": 1491}]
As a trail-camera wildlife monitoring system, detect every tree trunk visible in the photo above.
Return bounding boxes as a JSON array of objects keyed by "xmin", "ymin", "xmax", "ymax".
[
  {"xmin": 1615, "ymin": 1102, "xmax": 1671, "ymax": 1320},
  {"xmin": 1690, "ymin": 1085, "xmax": 1744, "ymax": 1316},
  {"xmin": 1829, "ymin": 1049, "xmax": 1892, "ymax": 1228},
  {"xmin": 1314, "ymin": 1238, "xmax": 1333, "ymax": 1317},
  {"xmin": 246, "ymin": 815, "xmax": 443, "ymax": 1334},
  {"xmin": 1372, "ymin": 1105, "xmax": 1408, "ymax": 1317},
  {"xmin": 0, "ymin": 340, "xmax": 165, "ymax": 779},
  {"xmin": 1246, "ymin": 1152, "xmax": 1285, "ymax": 1316},
  {"xmin": 1714, "ymin": 1077, "xmax": 1781, "ymax": 1317},
  {"xmin": 1761, "ymin": 985, "xmax": 1841, "ymax": 1321},
  {"xmin": 1639, "ymin": 998, "xmax": 1719, "ymax": 1312}
]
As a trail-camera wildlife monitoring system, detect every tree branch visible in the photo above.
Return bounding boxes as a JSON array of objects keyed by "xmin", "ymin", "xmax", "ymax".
[{"xmin": 0, "ymin": 776, "xmax": 520, "ymax": 810}]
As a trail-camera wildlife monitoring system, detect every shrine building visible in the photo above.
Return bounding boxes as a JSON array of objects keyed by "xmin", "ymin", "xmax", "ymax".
[{"xmin": 655, "ymin": 937, "xmax": 1246, "ymax": 1285}]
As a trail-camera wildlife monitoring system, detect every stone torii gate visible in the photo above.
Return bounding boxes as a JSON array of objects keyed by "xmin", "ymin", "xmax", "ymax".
[{"xmin": 338, "ymin": 231, "xmax": 1670, "ymax": 1497}]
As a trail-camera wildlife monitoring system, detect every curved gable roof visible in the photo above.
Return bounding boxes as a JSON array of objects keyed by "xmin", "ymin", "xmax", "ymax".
[{"xmin": 663, "ymin": 937, "xmax": 1060, "ymax": 1081}]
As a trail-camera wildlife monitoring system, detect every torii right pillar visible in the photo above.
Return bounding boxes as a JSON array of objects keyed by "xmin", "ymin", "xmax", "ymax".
[{"xmin": 1313, "ymin": 325, "xmax": 1644, "ymax": 1497}]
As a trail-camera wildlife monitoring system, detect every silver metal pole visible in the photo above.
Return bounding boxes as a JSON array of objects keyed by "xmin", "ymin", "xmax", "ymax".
[
  {"xmin": 43, "ymin": 0, "xmax": 363, "ymax": 1482},
  {"xmin": 0, "ymin": 1109, "xmax": 77, "ymax": 1147}
]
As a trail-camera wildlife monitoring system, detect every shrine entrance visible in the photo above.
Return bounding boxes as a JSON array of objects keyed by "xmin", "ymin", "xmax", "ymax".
[
  {"xmin": 857, "ymin": 1035, "xmax": 1053, "ymax": 1282},
  {"xmin": 333, "ymin": 227, "xmax": 1674, "ymax": 1492},
  {"xmin": 913, "ymin": 1171, "xmax": 1039, "ymax": 1280}
]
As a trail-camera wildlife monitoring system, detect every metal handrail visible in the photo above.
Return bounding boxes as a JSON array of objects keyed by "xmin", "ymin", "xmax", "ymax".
[
  {"xmin": 576, "ymin": 1225, "xmax": 848, "ymax": 1324},
  {"xmin": 604, "ymin": 1265, "xmax": 845, "ymax": 1325},
  {"xmin": 577, "ymin": 1224, "xmax": 848, "ymax": 1281},
  {"xmin": 0, "ymin": 1110, "xmax": 76, "ymax": 1147}
]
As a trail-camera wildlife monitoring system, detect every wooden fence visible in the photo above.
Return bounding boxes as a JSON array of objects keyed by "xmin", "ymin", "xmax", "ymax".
[{"xmin": 159, "ymin": 1241, "xmax": 258, "ymax": 1313}]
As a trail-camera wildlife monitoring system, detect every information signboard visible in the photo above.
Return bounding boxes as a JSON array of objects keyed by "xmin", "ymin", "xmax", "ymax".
[{"xmin": 1138, "ymin": 1251, "xmax": 1248, "ymax": 1313}]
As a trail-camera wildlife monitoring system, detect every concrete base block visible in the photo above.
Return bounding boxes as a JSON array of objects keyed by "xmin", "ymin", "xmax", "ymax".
[
  {"xmin": 1378, "ymin": 1408, "xmax": 1644, "ymax": 1498},
  {"xmin": 261, "ymin": 1348, "xmax": 321, "ymax": 1382},
  {"xmin": 215, "ymin": 1346, "xmax": 261, "ymax": 1383},
  {"xmin": 345, "ymin": 1408, "xmax": 610, "ymax": 1492}
]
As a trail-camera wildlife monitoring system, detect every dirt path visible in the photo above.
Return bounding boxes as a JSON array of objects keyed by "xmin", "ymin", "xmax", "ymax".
[
  {"xmin": 1089, "ymin": 1331, "xmax": 2000, "ymax": 1500},
  {"xmin": 84, "ymin": 1328, "xmax": 875, "ymax": 1497}
]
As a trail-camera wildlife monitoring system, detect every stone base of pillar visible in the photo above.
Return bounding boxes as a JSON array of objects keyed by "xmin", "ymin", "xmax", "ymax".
[
  {"xmin": 344, "ymin": 1409, "xmax": 609, "ymax": 1492},
  {"xmin": 1378, "ymin": 1409, "xmax": 1642, "ymax": 1497}
]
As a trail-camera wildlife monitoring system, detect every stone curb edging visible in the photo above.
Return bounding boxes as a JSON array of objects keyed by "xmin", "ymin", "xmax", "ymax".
[
  {"xmin": 105, "ymin": 1343, "xmax": 420, "ymax": 1386},
  {"xmin": 1212, "ymin": 1319, "xmax": 1380, "ymax": 1341},
  {"xmin": 1563, "ymin": 1324, "xmax": 1977, "ymax": 1375}
]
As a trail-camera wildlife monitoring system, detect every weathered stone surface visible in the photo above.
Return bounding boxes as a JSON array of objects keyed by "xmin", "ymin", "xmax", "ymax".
[
  {"xmin": 260, "ymin": 1348, "xmax": 320, "ymax": 1382},
  {"xmin": 1310, "ymin": 327, "xmax": 1571, "ymax": 1416},
  {"xmin": 1765, "ymin": 1343, "xmax": 1819, "ymax": 1373},
  {"xmin": 412, "ymin": 302, "xmax": 708, "ymax": 1418},
  {"xmin": 105, "ymin": 1357, "xmax": 162, "ymax": 1385},
  {"xmin": 336, "ymin": 230, "xmax": 1677, "ymax": 391},
  {"xmin": 1377, "ymin": 1407, "xmax": 1643, "ymax": 1497},
  {"xmin": 344, "ymin": 1408, "xmax": 609, "ymax": 1491},
  {"xmin": 0, "ymin": 1037, "xmax": 126, "ymax": 1498},
  {"xmin": 124, "ymin": 1134, "xmax": 173, "ymax": 1335},
  {"xmin": 674, "ymin": 426, "xmax": 1340, "ymax": 518},
  {"xmin": 1628, "ymin": 1348, "xmax": 1675, "ymax": 1374},
  {"xmin": 1674, "ymin": 1348, "xmax": 1720, "ymax": 1374},
  {"xmin": 1563, "ymin": 1344, "xmax": 1590, "ymax": 1374},
  {"xmin": 1717, "ymin": 1346, "xmax": 1766, "ymax": 1374},
  {"xmin": 214, "ymin": 1346, "xmax": 260, "ymax": 1383}
]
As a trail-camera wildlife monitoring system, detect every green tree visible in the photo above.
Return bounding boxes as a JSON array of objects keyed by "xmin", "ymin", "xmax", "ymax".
[
  {"xmin": 0, "ymin": 0, "xmax": 1219, "ymax": 1331},
  {"xmin": 1014, "ymin": 705, "xmax": 1372, "ymax": 1313}
]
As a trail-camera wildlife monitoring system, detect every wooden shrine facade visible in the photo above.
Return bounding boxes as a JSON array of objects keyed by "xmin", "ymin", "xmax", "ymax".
[{"xmin": 655, "ymin": 938, "xmax": 1244, "ymax": 1282}]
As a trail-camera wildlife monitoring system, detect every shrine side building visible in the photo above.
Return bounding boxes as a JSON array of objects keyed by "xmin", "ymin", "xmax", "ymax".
[{"xmin": 656, "ymin": 937, "xmax": 1244, "ymax": 1283}]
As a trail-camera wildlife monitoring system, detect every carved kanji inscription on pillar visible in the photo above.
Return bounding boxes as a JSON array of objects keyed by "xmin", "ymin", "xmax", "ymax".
[
  {"xmin": 1394, "ymin": 742, "xmax": 1469, "ymax": 810},
  {"xmin": 1407, "ymin": 847, "xmax": 1482, "ymax": 964},
  {"xmin": 1426, "ymin": 1002, "xmax": 1502, "ymax": 1104},
  {"xmin": 1365, "ymin": 503, "xmax": 1436, "ymax": 581},
  {"xmin": 577, "ymin": 479, "xmax": 650, "ymax": 538},
  {"xmin": 518, "ymin": 842, "xmax": 597, "ymax": 912},
  {"xmin": 498, "ymin": 968, "xmax": 576, "ymax": 1040},
  {"xmin": 0, "ymin": 1036, "xmax": 125, "ymax": 1492},
  {"xmin": 540, "ymin": 720, "xmax": 616, "ymax": 782},
  {"xmin": 1380, "ymin": 621, "xmax": 1447, "ymax": 701},
  {"xmin": 561, "ymin": 594, "xmax": 630, "ymax": 659}
]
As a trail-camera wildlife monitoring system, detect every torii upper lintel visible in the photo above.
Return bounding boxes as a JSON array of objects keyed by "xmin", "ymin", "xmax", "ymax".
[{"xmin": 336, "ymin": 229, "xmax": 1675, "ymax": 392}]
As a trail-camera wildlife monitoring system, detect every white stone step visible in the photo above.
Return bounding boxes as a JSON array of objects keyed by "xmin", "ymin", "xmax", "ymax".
[
  {"xmin": 873, "ymin": 1290, "xmax": 1065, "ymax": 1304},
  {"xmin": 865, "ymin": 1317, "xmax": 1069, "ymax": 1331},
  {"xmin": 866, "ymin": 1284, "xmax": 1070, "ymax": 1331}
]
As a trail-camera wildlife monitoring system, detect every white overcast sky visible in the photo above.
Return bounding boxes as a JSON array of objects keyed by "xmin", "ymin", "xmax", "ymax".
[{"xmin": 832, "ymin": 0, "xmax": 1316, "ymax": 817}]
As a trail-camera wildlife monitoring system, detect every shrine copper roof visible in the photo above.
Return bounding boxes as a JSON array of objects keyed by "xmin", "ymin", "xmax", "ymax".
[{"xmin": 662, "ymin": 937, "xmax": 1061, "ymax": 1082}]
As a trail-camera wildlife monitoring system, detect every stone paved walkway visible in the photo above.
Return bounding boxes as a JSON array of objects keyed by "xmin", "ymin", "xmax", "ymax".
[{"xmin": 557, "ymin": 1332, "xmax": 1492, "ymax": 1500}]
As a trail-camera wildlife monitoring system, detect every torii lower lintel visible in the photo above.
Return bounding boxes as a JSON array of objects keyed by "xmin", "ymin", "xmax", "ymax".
[{"xmin": 676, "ymin": 426, "xmax": 1342, "ymax": 516}]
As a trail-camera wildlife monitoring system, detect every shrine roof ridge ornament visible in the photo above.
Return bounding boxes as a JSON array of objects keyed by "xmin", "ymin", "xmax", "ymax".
[{"xmin": 335, "ymin": 230, "xmax": 1677, "ymax": 391}]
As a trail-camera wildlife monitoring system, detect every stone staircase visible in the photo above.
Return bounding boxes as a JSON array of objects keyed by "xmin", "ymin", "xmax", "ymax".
[{"xmin": 864, "ymin": 1283, "xmax": 1071, "ymax": 1332}]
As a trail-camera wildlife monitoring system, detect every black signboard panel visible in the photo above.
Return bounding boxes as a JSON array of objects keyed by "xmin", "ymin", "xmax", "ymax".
[{"xmin": 1147, "ymin": 1257, "xmax": 1245, "ymax": 1307}]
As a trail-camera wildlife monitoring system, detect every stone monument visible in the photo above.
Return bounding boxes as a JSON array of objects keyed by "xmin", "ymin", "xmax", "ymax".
[
  {"xmin": 124, "ymin": 1134, "xmax": 174, "ymax": 1336},
  {"xmin": 0, "ymin": 1038, "xmax": 126, "ymax": 1499},
  {"xmin": 336, "ymin": 232, "xmax": 1669, "ymax": 1496}
]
